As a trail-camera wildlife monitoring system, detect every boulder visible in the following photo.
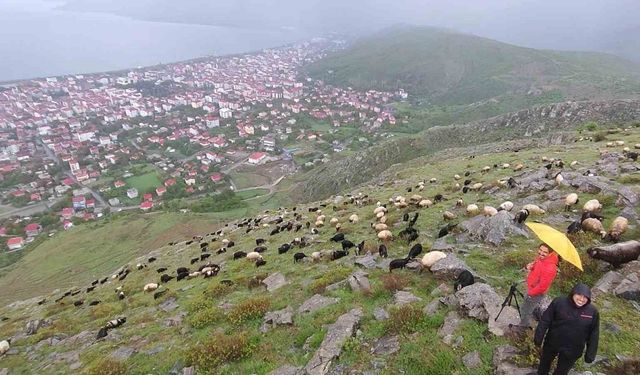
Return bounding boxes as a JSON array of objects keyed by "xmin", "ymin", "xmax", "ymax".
[
  {"xmin": 462, "ymin": 351, "xmax": 482, "ymax": 369},
  {"xmin": 460, "ymin": 211, "xmax": 529, "ymax": 246},
  {"xmin": 593, "ymin": 271, "xmax": 624, "ymax": 296},
  {"xmin": 393, "ymin": 291, "xmax": 422, "ymax": 306},
  {"xmin": 159, "ymin": 297, "xmax": 179, "ymax": 312},
  {"xmin": 431, "ymin": 238, "xmax": 455, "ymax": 252},
  {"xmin": 111, "ymin": 346, "xmax": 136, "ymax": 360},
  {"xmin": 423, "ymin": 299, "xmax": 441, "ymax": 315},
  {"xmin": 25, "ymin": 319, "xmax": 49, "ymax": 336},
  {"xmin": 430, "ymin": 254, "xmax": 471, "ymax": 280},
  {"xmin": 304, "ymin": 308, "xmax": 363, "ymax": 375},
  {"xmin": 493, "ymin": 345, "xmax": 536, "ymax": 375},
  {"xmin": 261, "ymin": 306, "xmax": 294, "ymax": 332},
  {"xmin": 373, "ymin": 307, "xmax": 389, "ymax": 321},
  {"xmin": 614, "ymin": 273, "xmax": 640, "ymax": 301},
  {"xmin": 371, "ymin": 335, "xmax": 400, "ymax": 356},
  {"xmin": 299, "ymin": 295, "xmax": 339, "ymax": 314},
  {"xmin": 262, "ymin": 272, "xmax": 288, "ymax": 292},
  {"xmin": 347, "ymin": 271, "xmax": 371, "ymax": 293},
  {"xmin": 456, "ymin": 283, "xmax": 519, "ymax": 336},
  {"xmin": 267, "ymin": 366, "xmax": 304, "ymax": 375},
  {"xmin": 438, "ymin": 311, "xmax": 462, "ymax": 345},
  {"xmin": 354, "ymin": 254, "xmax": 377, "ymax": 269}
]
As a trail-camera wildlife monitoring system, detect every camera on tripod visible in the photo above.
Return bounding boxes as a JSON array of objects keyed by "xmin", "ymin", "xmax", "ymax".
[{"xmin": 495, "ymin": 282, "xmax": 524, "ymax": 321}]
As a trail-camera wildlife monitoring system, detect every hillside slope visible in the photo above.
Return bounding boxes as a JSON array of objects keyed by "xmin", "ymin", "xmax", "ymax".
[
  {"xmin": 0, "ymin": 127, "xmax": 638, "ymax": 374},
  {"xmin": 306, "ymin": 26, "xmax": 640, "ymax": 105}
]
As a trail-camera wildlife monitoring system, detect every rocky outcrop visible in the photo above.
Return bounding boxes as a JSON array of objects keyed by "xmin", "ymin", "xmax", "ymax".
[
  {"xmin": 429, "ymin": 254, "xmax": 471, "ymax": 279},
  {"xmin": 460, "ymin": 211, "xmax": 529, "ymax": 246},
  {"xmin": 304, "ymin": 308, "xmax": 363, "ymax": 375},
  {"xmin": 298, "ymin": 295, "xmax": 339, "ymax": 314},
  {"xmin": 262, "ymin": 273, "xmax": 288, "ymax": 292},
  {"xmin": 456, "ymin": 283, "xmax": 519, "ymax": 336},
  {"xmin": 261, "ymin": 306, "xmax": 294, "ymax": 333}
]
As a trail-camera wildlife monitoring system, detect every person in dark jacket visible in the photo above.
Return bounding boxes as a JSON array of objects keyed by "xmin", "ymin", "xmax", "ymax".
[{"xmin": 533, "ymin": 283, "xmax": 600, "ymax": 375}]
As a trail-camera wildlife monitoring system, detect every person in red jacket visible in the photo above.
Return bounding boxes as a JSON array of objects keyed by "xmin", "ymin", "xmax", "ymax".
[{"xmin": 519, "ymin": 243, "xmax": 559, "ymax": 327}]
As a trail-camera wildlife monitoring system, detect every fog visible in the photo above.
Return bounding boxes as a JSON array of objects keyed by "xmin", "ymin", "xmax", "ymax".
[{"xmin": 7, "ymin": 0, "xmax": 640, "ymax": 61}]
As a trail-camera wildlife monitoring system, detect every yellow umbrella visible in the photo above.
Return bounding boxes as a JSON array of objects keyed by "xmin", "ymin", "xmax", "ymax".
[{"xmin": 525, "ymin": 222, "xmax": 583, "ymax": 271}]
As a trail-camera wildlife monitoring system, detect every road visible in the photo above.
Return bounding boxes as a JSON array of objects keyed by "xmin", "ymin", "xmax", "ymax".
[{"xmin": 0, "ymin": 202, "xmax": 51, "ymax": 220}]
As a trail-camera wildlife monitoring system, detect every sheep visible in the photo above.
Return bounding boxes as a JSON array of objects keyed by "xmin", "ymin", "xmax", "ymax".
[
  {"xmin": 429, "ymin": 177, "xmax": 437, "ymax": 183},
  {"xmin": 454, "ymin": 174, "xmax": 461, "ymax": 180},
  {"xmin": 373, "ymin": 206, "xmax": 387, "ymax": 215},
  {"xmin": 421, "ymin": 251, "xmax": 446, "ymax": 268},
  {"xmin": 117, "ymin": 291, "xmax": 125, "ymax": 300},
  {"xmin": 379, "ymin": 215, "xmax": 388, "ymax": 224},
  {"xmin": 378, "ymin": 244, "xmax": 388, "ymax": 258},
  {"xmin": 348, "ymin": 214, "xmax": 359, "ymax": 223},
  {"xmin": 89, "ymin": 300, "xmax": 101, "ymax": 306},
  {"xmin": 255, "ymin": 258, "xmax": 267, "ymax": 267},
  {"xmin": 583, "ymin": 199, "xmax": 602, "ymax": 213},
  {"xmin": 86, "ymin": 286, "xmax": 96, "ymax": 293},
  {"xmin": 483, "ymin": 205, "xmax": 498, "ymax": 217},
  {"xmin": 278, "ymin": 243, "xmax": 291, "ymax": 254},
  {"xmin": 567, "ymin": 220, "xmax": 582, "ymax": 234},
  {"xmin": 581, "ymin": 218, "xmax": 606, "ymax": 237},
  {"xmin": 96, "ymin": 317, "xmax": 127, "ymax": 340},
  {"xmin": 513, "ymin": 163, "xmax": 524, "ymax": 171},
  {"xmin": 418, "ymin": 199, "xmax": 433, "ymax": 208},
  {"xmin": 498, "ymin": 201, "xmax": 514, "ymax": 212},
  {"xmin": 437, "ymin": 223, "xmax": 457, "ymax": 238},
  {"xmin": 443, "ymin": 211, "xmax": 457, "ymax": 220},
  {"xmin": 156, "ymin": 267, "xmax": 168, "ymax": 274},
  {"xmin": 0, "ymin": 340, "xmax": 11, "ymax": 355},
  {"xmin": 481, "ymin": 166, "xmax": 491, "ymax": 173},
  {"xmin": 389, "ymin": 258, "xmax": 410, "ymax": 272},
  {"xmin": 399, "ymin": 227, "xmax": 419, "ymax": 243},
  {"xmin": 330, "ymin": 250, "xmax": 349, "ymax": 261},
  {"xmin": 341, "ymin": 240, "xmax": 355, "ymax": 252},
  {"xmin": 216, "ymin": 247, "xmax": 227, "ymax": 254},
  {"xmin": 372, "ymin": 223, "xmax": 388, "ymax": 232},
  {"xmin": 330, "ymin": 233, "xmax": 345, "ymax": 242},
  {"xmin": 233, "ymin": 251, "xmax": 247, "ymax": 260},
  {"xmin": 635, "ymin": 143, "xmax": 640, "ymax": 149},
  {"xmin": 514, "ymin": 209, "xmax": 529, "ymax": 225},
  {"xmin": 143, "ymin": 283, "xmax": 159, "ymax": 292},
  {"xmin": 522, "ymin": 204, "xmax": 545, "ymax": 215},
  {"xmin": 471, "ymin": 182, "xmax": 483, "ymax": 191},
  {"xmin": 554, "ymin": 173, "xmax": 564, "ymax": 184},
  {"xmin": 246, "ymin": 252, "xmax": 262, "ymax": 261},
  {"xmin": 256, "ymin": 238, "xmax": 266, "ymax": 246},
  {"xmin": 311, "ymin": 251, "xmax": 322, "ymax": 261},
  {"xmin": 176, "ymin": 267, "xmax": 189, "ymax": 274},
  {"xmin": 190, "ymin": 257, "xmax": 199, "ymax": 265},
  {"xmin": 565, "ymin": 193, "xmax": 579, "ymax": 211},
  {"xmin": 466, "ymin": 204, "xmax": 479, "ymax": 216},
  {"xmin": 329, "ymin": 217, "xmax": 339, "ymax": 226},
  {"xmin": 587, "ymin": 240, "xmax": 640, "ymax": 268},
  {"xmin": 153, "ymin": 289, "xmax": 168, "ymax": 300},
  {"xmin": 377, "ymin": 230, "xmax": 393, "ymax": 241},
  {"xmin": 293, "ymin": 252, "xmax": 307, "ymax": 263},
  {"xmin": 454, "ymin": 270, "xmax": 475, "ymax": 291},
  {"xmin": 187, "ymin": 271, "xmax": 201, "ymax": 279},
  {"xmin": 407, "ymin": 243, "xmax": 423, "ymax": 259},
  {"xmin": 605, "ymin": 216, "xmax": 629, "ymax": 242}
]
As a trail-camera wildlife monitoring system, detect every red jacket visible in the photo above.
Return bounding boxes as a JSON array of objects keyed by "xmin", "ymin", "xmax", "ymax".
[{"xmin": 527, "ymin": 252, "xmax": 558, "ymax": 296}]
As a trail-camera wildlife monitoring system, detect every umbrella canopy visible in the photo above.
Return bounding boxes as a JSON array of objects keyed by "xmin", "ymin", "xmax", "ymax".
[{"xmin": 525, "ymin": 222, "xmax": 583, "ymax": 271}]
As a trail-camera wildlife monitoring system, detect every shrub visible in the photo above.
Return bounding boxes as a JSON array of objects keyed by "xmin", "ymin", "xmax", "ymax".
[
  {"xmin": 205, "ymin": 283, "xmax": 233, "ymax": 298},
  {"xmin": 501, "ymin": 248, "xmax": 530, "ymax": 268},
  {"xmin": 309, "ymin": 267, "xmax": 352, "ymax": 294},
  {"xmin": 380, "ymin": 273, "xmax": 410, "ymax": 292},
  {"xmin": 186, "ymin": 294, "xmax": 214, "ymax": 313},
  {"xmin": 386, "ymin": 304, "xmax": 430, "ymax": 335},
  {"xmin": 227, "ymin": 296, "xmax": 270, "ymax": 325},
  {"xmin": 89, "ymin": 302, "xmax": 125, "ymax": 320},
  {"xmin": 593, "ymin": 131, "xmax": 607, "ymax": 142},
  {"xmin": 185, "ymin": 332, "xmax": 254, "ymax": 369},
  {"xmin": 87, "ymin": 358, "xmax": 128, "ymax": 375},
  {"xmin": 187, "ymin": 306, "xmax": 223, "ymax": 329}
]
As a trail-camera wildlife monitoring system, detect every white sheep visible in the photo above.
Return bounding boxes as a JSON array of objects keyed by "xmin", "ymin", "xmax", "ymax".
[
  {"xmin": 564, "ymin": 193, "xmax": 579, "ymax": 211},
  {"xmin": 429, "ymin": 178, "xmax": 437, "ymax": 183},
  {"xmin": 376, "ymin": 211, "xmax": 386, "ymax": 219},
  {"xmin": 246, "ymin": 252, "xmax": 262, "ymax": 261},
  {"xmin": 143, "ymin": 283, "xmax": 159, "ymax": 292},
  {"xmin": 443, "ymin": 211, "xmax": 457, "ymax": 220},
  {"xmin": 583, "ymin": 199, "xmax": 602, "ymax": 212},
  {"xmin": 513, "ymin": 163, "xmax": 524, "ymax": 171},
  {"xmin": 373, "ymin": 206, "xmax": 387, "ymax": 215},
  {"xmin": 582, "ymin": 218, "xmax": 606, "ymax": 237},
  {"xmin": 522, "ymin": 204, "xmax": 545, "ymax": 215},
  {"xmin": 379, "ymin": 215, "xmax": 388, "ymax": 224},
  {"xmin": 315, "ymin": 220, "xmax": 325, "ymax": 227},
  {"xmin": 498, "ymin": 201, "xmax": 514, "ymax": 212},
  {"xmin": 0, "ymin": 340, "xmax": 10, "ymax": 355},
  {"xmin": 410, "ymin": 194, "xmax": 423, "ymax": 202},
  {"xmin": 316, "ymin": 214, "xmax": 326, "ymax": 222},
  {"xmin": 481, "ymin": 166, "xmax": 491, "ymax": 173},
  {"xmin": 377, "ymin": 230, "xmax": 393, "ymax": 241},
  {"xmin": 555, "ymin": 173, "xmax": 564, "ymax": 184},
  {"xmin": 329, "ymin": 217, "xmax": 339, "ymax": 226},
  {"xmin": 483, "ymin": 205, "xmax": 498, "ymax": 216},
  {"xmin": 418, "ymin": 199, "xmax": 433, "ymax": 208},
  {"xmin": 607, "ymin": 216, "xmax": 629, "ymax": 241},
  {"xmin": 349, "ymin": 214, "xmax": 359, "ymax": 223},
  {"xmin": 471, "ymin": 182, "xmax": 483, "ymax": 191},
  {"xmin": 372, "ymin": 223, "xmax": 388, "ymax": 232},
  {"xmin": 634, "ymin": 143, "xmax": 640, "ymax": 149},
  {"xmin": 615, "ymin": 140, "xmax": 625, "ymax": 146},
  {"xmin": 466, "ymin": 204, "xmax": 479, "ymax": 216},
  {"xmin": 454, "ymin": 174, "xmax": 461, "ymax": 180},
  {"xmin": 311, "ymin": 251, "xmax": 322, "ymax": 261},
  {"xmin": 421, "ymin": 251, "xmax": 447, "ymax": 268}
]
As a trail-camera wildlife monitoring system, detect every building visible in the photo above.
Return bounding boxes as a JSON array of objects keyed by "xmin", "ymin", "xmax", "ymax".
[
  {"xmin": 25, "ymin": 223, "xmax": 42, "ymax": 237},
  {"xmin": 140, "ymin": 201, "xmax": 153, "ymax": 211},
  {"xmin": 7, "ymin": 237, "xmax": 24, "ymax": 251},
  {"xmin": 127, "ymin": 188, "xmax": 139, "ymax": 199},
  {"xmin": 72, "ymin": 195, "xmax": 86, "ymax": 210},
  {"xmin": 219, "ymin": 108, "xmax": 233, "ymax": 119},
  {"xmin": 156, "ymin": 186, "xmax": 167, "ymax": 196}
]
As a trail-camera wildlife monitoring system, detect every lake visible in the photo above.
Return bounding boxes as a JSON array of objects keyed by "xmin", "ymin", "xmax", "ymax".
[{"xmin": 0, "ymin": 0, "xmax": 306, "ymax": 82}]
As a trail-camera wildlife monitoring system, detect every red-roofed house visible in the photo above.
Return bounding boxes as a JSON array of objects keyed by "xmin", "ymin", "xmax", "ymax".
[
  {"xmin": 61, "ymin": 207, "xmax": 74, "ymax": 220},
  {"xmin": 30, "ymin": 193, "xmax": 42, "ymax": 201},
  {"xmin": 63, "ymin": 220, "xmax": 74, "ymax": 230},
  {"xmin": 72, "ymin": 195, "xmax": 86, "ymax": 209},
  {"xmin": 210, "ymin": 173, "xmax": 223, "ymax": 183},
  {"xmin": 248, "ymin": 152, "xmax": 267, "ymax": 164},
  {"xmin": 164, "ymin": 178, "xmax": 176, "ymax": 187},
  {"xmin": 86, "ymin": 198, "xmax": 95, "ymax": 209},
  {"xmin": 114, "ymin": 180, "xmax": 126, "ymax": 188},
  {"xmin": 25, "ymin": 223, "xmax": 42, "ymax": 237},
  {"xmin": 140, "ymin": 201, "xmax": 153, "ymax": 211},
  {"xmin": 7, "ymin": 237, "xmax": 24, "ymax": 251},
  {"xmin": 0, "ymin": 227, "xmax": 6, "ymax": 237},
  {"xmin": 143, "ymin": 193, "xmax": 153, "ymax": 201},
  {"xmin": 62, "ymin": 177, "xmax": 75, "ymax": 186},
  {"xmin": 156, "ymin": 186, "xmax": 167, "ymax": 196}
]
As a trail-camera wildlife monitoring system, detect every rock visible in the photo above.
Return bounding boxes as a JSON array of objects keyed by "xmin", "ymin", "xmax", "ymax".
[
  {"xmin": 372, "ymin": 307, "xmax": 389, "ymax": 321},
  {"xmin": 462, "ymin": 351, "xmax": 482, "ymax": 369},
  {"xmin": 49, "ymin": 350, "xmax": 80, "ymax": 364},
  {"xmin": 456, "ymin": 283, "xmax": 519, "ymax": 336},
  {"xmin": 604, "ymin": 322, "xmax": 621, "ymax": 333},
  {"xmin": 262, "ymin": 272, "xmax": 288, "ymax": 292},
  {"xmin": 495, "ymin": 362, "xmax": 537, "ymax": 375},
  {"xmin": 423, "ymin": 299, "xmax": 441, "ymax": 315},
  {"xmin": 159, "ymin": 297, "xmax": 179, "ymax": 312},
  {"xmin": 354, "ymin": 254, "xmax": 377, "ymax": 269},
  {"xmin": 145, "ymin": 346, "xmax": 164, "ymax": 355},
  {"xmin": 164, "ymin": 315, "xmax": 183, "ymax": 327},
  {"xmin": 438, "ymin": 311, "xmax": 462, "ymax": 345},
  {"xmin": 405, "ymin": 260, "xmax": 422, "ymax": 271},
  {"xmin": 0, "ymin": 369, "xmax": 8, "ymax": 375},
  {"xmin": 376, "ymin": 258, "xmax": 391, "ymax": 270},
  {"xmin": 430, "ymin": 254, "xmax": 471, "ymax": 280},
  {"xmin": 393, "ymin": 291, "xmax": 422, "ymax": 306},
  {"xmin": 304, "ymin": 308, "xmax": 363, "ymax": 375},
  {"xmin": 613, "ymin": 273, "xmax": 640, "ymax": 301},
  {"xmin": 168, "ymin": 361, "xmax": 185, "ymax": 375},
  {"xmin": 267, "ymin": 365, "xmax": 304, "ymax": 375},
  {"xmin": 492, "ymin": 345, "xmax": 535, "ymax": 375},
  {"xmin": 299, "ymin": 294, "xmax": 339, "ymax": 314},
  {"xmin": 347, "ymin": 271, "xmax": 371, "ymax": 293},
  {"xmin": 439, "ymin": 294, "xmax": 459, "ymax": 308},
  {"xmin": 111, "ymin": 346, "xmax": 136, "ymax": 360},
  {"xmin": 371, "ymin": 335, "xmax": 399, "ymax": 356},
  {"xmin": 58, "ymin": 330, "xmax": 93, "ymax": 348},
  {"xmin": 431, "ymin": 238, "xmax": 455, "ymax": 252},
  {"xmin": 261, "ymin": 306, "xmax": 294, "ymax": 332},
  {"xmin": 325, "ymin": 279, "xmax": 349, "ymax": 292},
  {"xmin": 593, "ymin": 271, "xmax": 624, "ymax": 296},
  {"xmin": 182, "ymin": 366, "xmax": 196, "ymax": 375},
  {"xmin": 460, "ymin": 211, "xmax": 529, "ymax": 246},
  {"xmin": 25, "ymin": 319, "xmax": 49, "ymax": 336},
  {"xmin": 431, "ymin": 283, "xmax": 452, "ymax": 297},
  {"xmin": 70, "ymin": 362, "xmax": 82, "ymax": 371}
]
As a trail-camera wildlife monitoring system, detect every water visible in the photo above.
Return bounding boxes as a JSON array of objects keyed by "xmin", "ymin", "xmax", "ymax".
[{"xmin": 0, "ymin": 0, "xmax": 306, "ymax": 82}]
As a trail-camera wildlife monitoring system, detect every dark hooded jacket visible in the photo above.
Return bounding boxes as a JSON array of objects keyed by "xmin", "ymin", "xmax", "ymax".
[{"xmin": 534, "ymin": 283, "xmax": 600, "ymax": 362}]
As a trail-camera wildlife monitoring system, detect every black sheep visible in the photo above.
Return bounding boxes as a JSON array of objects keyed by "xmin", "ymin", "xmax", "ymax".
[
  {"xmin": 454, "ymin": 270, "xmax": 475, "ymax": 291},
  {"xmin": 91, "ymin": 279, "xmax": 99, "ymax": 286},
  {"xmin": 378, "ymin": 244, "xmax": 388, "ymax": 258},
  {"xmin": 200, "ymin": 253, "xmax": 211, "ymax": 261},
  {"xmin": 437, "ymin": 223, "xmax": 457, "ymax": 238},
  {"xmin": 99, "ymin": 277, "xmax": 108, "ymax": 284},
  {"xmin": 200, "ymin": 242, "xmax": 208, "ymax": 249},
  {"xmin": 74, "ymin": 300, "xmax": 84, "ymax": 307},
  {"xmin": 330, "ymin": 250, "xmax": 348, "ymax": 261},
  {"xmin": 227, "ymin": 241, "xmax": 235, "ymax": 248},
  {"xmin": 254, "ymin": 246, "xmax": 267, "ymax": 253},
  {"xmin": 514, "ymin": 209, "xmax": 529, "ymax": 225},
  {"xmin": 153, "ymin": 289, "xmax": 168, "ymax": 300},
  {"xmin": 86, "ymin": 286, "xmax": 95, "ymax": 293},
  {"xmin": 176, "ymin": 267, "xmax": 189, "ymax": 274},
  {"xmin": 407, "ymin": 243, "xmax": 423, "ymax": 259},
  {"xmin": 38, "ymin": 299, "xmax": 46, "ymax": 305},
  {"xmin": 160, "ymin": 274, "xmax": 174, "ymax": 283},
  {"xmin": 433, "ymin": 194, "xmax": 444, "ymax": 203},
  {"xmin": 185, "ymin": 240, "xmax": 193, "ymax": 245},
  {"xmin": 341, "ymin": 240, "xmax": 355, "ymax": 252},
  {"xmin": 256, "ymin": 238, "xmax": 265, "ymax": 246},
  {"xmin": 295, "ymin": 224, "xmax": 303, "ymax": 232},
  {"xmin": 402, "ymin": 212, "xmax": 410, "ymax": 222},
  {"xmin": 270, "ymin": 227, "xmax": 280, "ymax": 236},
  {"xmin": 255, "ymin": 258, "xmax": 267, "ymax": 267},
  {"xmin": 117, "ymin": 291, "xmax": 125, "ymax": 300},
  {"xmin": 399, "ymin": 227, "xmax": 419, "ymax": 243},
  {"xmin": 118, "ymin": 270, "xmax": 130, "ymax": 281},
  {"xmin": 148, "ymin": 257, "xmax": 156, "ymax": 263},
  {"xmin": 462, "ymin": 186, "xmax": 470, "ymax": 194},
  {"xmin": 389, "ymin": 258, "xmax": 409, "ymax": 272},
  {"xmin": 216, "ymin": 247, "xmax": 227, "ymax": 254},
  {"xmin": 89, "ymin": 300, "xmax": 101, "ymax": 306},
  {"xmin": 356, "ymin": 241, "xmax": 365, "ymax": 256},
  {"xmin": 581, "ymin": 211, "xmax": 604, "ymax": 222},
  {"xmin": 293, "ymin": 252, "xmax": 307, "ymax": 263},
  {"xmin": 625, "ymin": 151, "xmax": 638, "ymax": 161},
  {"xmin": 278, "ymin": 243, "xmax": 291, "ymax": 254},
  {"xmin": 233, "ymin": 251, "xmax": 247, "ymax": 260},
  {"xmin": 176, "ymin": 272, "xmax": 189, "ymax": 281},
  {"xmin": 156, "ymin": 267, "xmax": 168, "ymax": 273},
  {"xmin": 190, "ymin": 257, "xmax": 199, "ymax": 264},
  {"xmin": 463, "ymin": 179, "xmax": 472, "ymax": 186},
  {"xmin": 507, "ymin": 177, "xmax": 518, "ymax": 189},
  {"xmin": 330, "ymin": 233, "xmax": 345, "ymax": 242},
  {"xmin": 566, "ymin": 221, "xmax": 582, "ymax": 234},
  {"xmin": 409, "ymin": 212, "xmax": 419, "ymax": 227},
  {"xmin": 71, "ymin": 290, "xmax": 81, "ymax": 296}
]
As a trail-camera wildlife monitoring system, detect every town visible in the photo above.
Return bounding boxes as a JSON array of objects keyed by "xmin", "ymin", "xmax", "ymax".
[{"xmin": 0, "ymin": 38, "xmax": 408, "ymax": 251}]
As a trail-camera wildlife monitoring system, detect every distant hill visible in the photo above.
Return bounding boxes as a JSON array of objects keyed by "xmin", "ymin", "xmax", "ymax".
[{"xmin": 306, "ymin": 26, "xmax": 640, "ymax": 105}]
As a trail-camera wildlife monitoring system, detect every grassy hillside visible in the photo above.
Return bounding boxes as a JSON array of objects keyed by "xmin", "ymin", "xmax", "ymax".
[
  {"xmin": 307, "ymin": 26, "xmax": 640, "ymax": 105},
  {"xmin": 0, "ymin": 127, "xmax": 638, "ymax": 374}
]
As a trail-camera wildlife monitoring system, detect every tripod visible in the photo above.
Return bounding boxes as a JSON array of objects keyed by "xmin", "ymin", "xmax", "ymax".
[{"xmin": 495, "ymin": 283, "xmax": 524, "ymax": 321}]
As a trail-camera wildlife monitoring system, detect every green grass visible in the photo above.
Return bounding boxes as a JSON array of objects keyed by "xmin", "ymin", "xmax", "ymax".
[
  {"xmin": 125, "ymin": 172, "xmax": 162, "ymax": 194},
  {"xmin": 236, "ymin": 188, "xmax": 270, "ymax": 200}
]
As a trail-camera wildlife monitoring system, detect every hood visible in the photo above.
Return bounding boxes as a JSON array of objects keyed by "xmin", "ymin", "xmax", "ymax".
[{"xmin": 570, "ymin": 283, "xmax": 592, "ymax": 305}]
